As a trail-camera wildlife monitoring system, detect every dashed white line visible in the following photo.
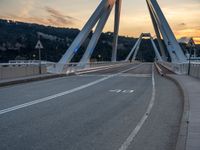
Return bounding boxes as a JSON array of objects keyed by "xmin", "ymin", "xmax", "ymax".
[
  {"xmin": 0, "ymin": 64, "xmax": 142, "ymax": 115},
  {"xmin": 118, "ymin": 65, "xmax": 156, "ymax": 150}
]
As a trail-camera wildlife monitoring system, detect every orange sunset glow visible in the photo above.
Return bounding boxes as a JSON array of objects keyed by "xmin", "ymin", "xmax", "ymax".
[{"xmin": 0, "ymin": 0, "xmax": 199, "ymax": 43}]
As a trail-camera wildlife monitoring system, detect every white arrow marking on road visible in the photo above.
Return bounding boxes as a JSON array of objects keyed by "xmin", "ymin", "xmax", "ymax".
[{"xmin": 109, "ymin": 89, "xmax": 135, "ymax": 94}]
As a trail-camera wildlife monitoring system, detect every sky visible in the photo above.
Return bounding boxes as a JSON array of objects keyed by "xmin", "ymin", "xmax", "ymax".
[{"xmin": 0, "ymin": 0, "xmax": 200, "ymax": 43}]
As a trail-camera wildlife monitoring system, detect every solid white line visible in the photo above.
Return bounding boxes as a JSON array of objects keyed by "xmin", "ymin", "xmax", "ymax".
[
  {"xmin": 78, "ymin": 74, "xmax": 151, "ymax": 78},
  {"xmin": 118, "ymin": 65, "xmax": 156, "ymax": 150},
  {"xmin": 76, "ymin": 63, "xmax": 127, "ymax": 75},
  {"xmin": 0, "ymin": 64, "xmax": 142, "ymax": 115},
  {"xmin": 78, "ymin": 74, "xmax": 109, "ymax": 77}
]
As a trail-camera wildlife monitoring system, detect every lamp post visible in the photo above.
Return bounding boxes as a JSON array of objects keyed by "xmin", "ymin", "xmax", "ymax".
[{"xmin": 188, "ymin": 48, "xmax": 192, "ymax": 75}]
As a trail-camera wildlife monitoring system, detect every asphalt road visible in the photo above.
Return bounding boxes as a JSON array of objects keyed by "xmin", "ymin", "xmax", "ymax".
[{"xmin": 0, "ymin": 63, "xmax": 183, "ymax": 150}]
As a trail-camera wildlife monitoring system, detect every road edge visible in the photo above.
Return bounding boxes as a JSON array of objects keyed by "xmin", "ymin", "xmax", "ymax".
[
  {"xmin": 0, "ymin": 74, "xmax": 67, "ymax": 88},
  {"xmin": 154, "ymin": 63, "xmax": 189, "ymax": 150},
  {"xmin": 165, "ymin": 75, "xmax": 189, "ymax": 150}
]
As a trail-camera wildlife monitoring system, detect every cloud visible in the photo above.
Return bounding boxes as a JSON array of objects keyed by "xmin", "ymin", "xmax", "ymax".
[
  {"xmin": 45, "ymin": 7, "xmax": 77, "ymax": 26},
  {"xmin": 0, "ymin": 6, "xmax": 77, "ymax": 28},
  {"xmin": 19, "ymin": 0, "xmax": 35, "ymax": 17},
  {"xmin": 179, "ymin": 23, "xmax": 186, "ymax": 26}
]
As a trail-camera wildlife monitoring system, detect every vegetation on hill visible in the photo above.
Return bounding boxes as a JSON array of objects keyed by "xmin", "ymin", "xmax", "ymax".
[{"xmin": 0, "ymin": 19, "xmax": 199, "ymax": 63}]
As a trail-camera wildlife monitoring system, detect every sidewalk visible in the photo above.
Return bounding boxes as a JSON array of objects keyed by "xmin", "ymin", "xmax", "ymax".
[
  {"xmin": 169, "ymin": 75, "xmax": 200, "ymax": 150},
  {"xmin": 0, "ymin": 73, "xmax": 66, "ymax": 87}
]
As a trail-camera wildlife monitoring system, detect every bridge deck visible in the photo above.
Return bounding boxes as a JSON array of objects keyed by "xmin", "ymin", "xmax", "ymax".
[{"xmin": 0, "ymin": 63, "xmax": 183, "ymax": 150}]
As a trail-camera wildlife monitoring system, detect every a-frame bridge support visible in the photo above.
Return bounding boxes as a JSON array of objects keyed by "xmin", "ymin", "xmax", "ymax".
[
  {"xmin": 146, "ymin": 0, "xmax": 186, "ymax": 63},
  {"xmin": 49, "ymin": 0, "xmax": 187, "ymax": 73},
  {"xmin": 126, "ymin": 33, "xmax": 162, "ymax": 62},
  {"xmin": 53, "ymin": 0, "xmax": 121, "ymax": 73}
]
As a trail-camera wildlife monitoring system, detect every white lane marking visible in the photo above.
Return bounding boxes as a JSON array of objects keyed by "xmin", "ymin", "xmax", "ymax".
[
  {"xmin": 78, "ymin": 74, "xmax": 109, "ymax": 77},
  {"xmin": 76, "ymin": 63, "xmax": 127, "ymax": 75},
  {"xmin": 120, "ymin": 74, "xmax": 151, "ymax": 78},
  {"xmin": 118, "ymin": 65, "xmax": 156, "ymax": 150},
  {"xmin": 78, "ymin": 74, "xmax": 151, "ymax": 78},
  {"xmin": 109, "ymin": 89, "xmax": 135, "ymax": 94},
  {"xmin": 110, "ymin": 89, "xmax": 122, "ymax": 93},
  {"xmin": 0, "ymin": 64, "xmax": 142, "ymax": 115},
  {"xmin": 122, "ymin": 90, "xmax": 135, "ymax": 94}
]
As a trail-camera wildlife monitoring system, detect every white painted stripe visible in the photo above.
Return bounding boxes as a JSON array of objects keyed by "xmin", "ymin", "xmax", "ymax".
[
  {"xmin": 78, "ymin": 74, "xmax": 151, "ymax": 78},
  {"xmin": 76, "ymin": 63, "xmax": 127, "ymax": 75},
  {"xmin": 0, "ymin": 64, "xmax": 142, "ymax": 115},
  {"xmin": 120, "ymin": 73, "xmax": 151, "ymax": 78},
  {"xmin": 118, "ymin": 65, "xmax": 156, "ymax": 150},
  {"xmin": 78, "ymin": 74, "xmax": 109, "ymax": 77}
]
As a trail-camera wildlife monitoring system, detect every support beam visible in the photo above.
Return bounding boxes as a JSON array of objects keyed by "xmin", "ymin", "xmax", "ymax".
[
  {"xmin": 78, "ymin": 3, "xmax": 115, "ymax": 66},
  {"xmin": 52, "ymin": 0, "xmax": 110, "ymax": 73},
  {"xmin": 147, "ymin": 1, "xmax": 166, "ymax": 59},
  {"xmin": 126, "ymin": 33, "xmax": 162, "ymax": 62},
  {"xmin": 147, "ymin": 1, "xmax": 175, "ymax": 62},
  {"xmin": 112, "ymin": 0, "xmax": 122, "ymax": 62},
  {"xmin": 125, "ymin": 35, "xmax": 142, "ymax": 61},
  {"xmin": 51, "ymin": 0, "xmax": 187, "ymax": 74},
  {"xmin": 146, "ymin": 0, "xmax": 186, "ymax": 63},
  {"xmin": 150, "ymin": 36, "xmax": 162, "ymax": 61},
  {"xmin": 132, "ymin": 37, "xmax": 142, "ymax": 61}
]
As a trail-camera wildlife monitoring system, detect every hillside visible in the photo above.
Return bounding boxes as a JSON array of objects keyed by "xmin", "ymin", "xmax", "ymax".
[{"xmin": 0, "ymin": 19, "xmax": 198, "ymax": 63}]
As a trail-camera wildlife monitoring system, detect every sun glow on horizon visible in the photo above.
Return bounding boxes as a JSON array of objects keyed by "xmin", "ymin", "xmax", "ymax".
[{"xmin": 0, "ymin": 0, "xmax": 199, "ymax": 43}]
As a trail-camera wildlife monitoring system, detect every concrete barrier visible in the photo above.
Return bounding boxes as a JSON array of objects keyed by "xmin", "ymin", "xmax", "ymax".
[
  {"xmin": 158, "ymin": 61, "xmax": 200, "ymax": 79},
  {"xmin": 0, "ymin": 64, "xmax": 47, "ymax": 80},
  {"xmin": 47, "ymin": 61, "xmax": 128, "ymax": 74}
]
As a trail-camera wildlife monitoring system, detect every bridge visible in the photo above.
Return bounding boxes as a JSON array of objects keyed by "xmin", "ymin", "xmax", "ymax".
[{"xmin": 0, "ymin": 0, "xmax": 200, "ymax": 150}]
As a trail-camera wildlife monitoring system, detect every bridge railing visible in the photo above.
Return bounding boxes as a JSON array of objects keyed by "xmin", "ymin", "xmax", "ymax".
[
  {"xmin": 158, "ymin": 61, "xmax": 200, "ymax": 79},
  {"xmin": 0, "ymin": 61, "xmax": 128, "ymax": 80},
  {"xmin": 189, "ymin": 63, "xmax": 200, "ymax": 78},
  {"xmin": 0, "ymin": 63, "xmax": 47, "ymax": 80},
  {"xmin": 47, "ymin": 61, "xmax": 127, "ymax": 74}
]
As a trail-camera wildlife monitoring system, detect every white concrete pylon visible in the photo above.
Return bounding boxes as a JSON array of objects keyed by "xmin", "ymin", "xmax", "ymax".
[
  {"xmin": 54, "ymin": 0, "xmax": 118, "ymax": 72},
  {"xmin": 132, "ymin": 37, "xmax": 143, "ymax": 61},
  {"xmin": 78, "ymin": 1, "xmax": 115, "ymax": 66},
  {"xmin": 112, "ymin": 0, "xmax": 122, "ymax": 62},
  {"xmin": 52, "ymin": 0, "xmax": 187, "ymax": 74},
  {"xmin": 126, "ymin": 33, "xmax": 162, "ymax": 62},
  {"xmin": 147, "ymin": 1, "xmax": 174, "ymax": 61},
  {"xmin": 53, "ymin": 0, "xmax": 111, "ymax": 73},
  {"xmin": 125, "ymin": 35, "xmax": 142, "ymax": 61},
  {"xmin": 150, "ymin": 36, "xmax": 162, "ymax": 61},
  {"xmin": 147, "ymin": 1, "xmax": 166, "ymax": 59},
  {"xmin": 146, "ymin": 0, "xmax": 186, "ymax": 63}
]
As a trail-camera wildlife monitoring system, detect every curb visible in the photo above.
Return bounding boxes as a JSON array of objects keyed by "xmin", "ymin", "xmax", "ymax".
[
  {"xmin": 0, "ymin": 74, "xmax": 67, "ymax": 87},
  {"xmin": 154, "ymin": 63, "xmax": 189, "ymax": 150},
  {"xmin": 165, "ymin": 75, "xmax": 189, "ymax": 150},
  {"xmin": 154, "ymin": 63, "xmax": 164, "ymax": 76}
]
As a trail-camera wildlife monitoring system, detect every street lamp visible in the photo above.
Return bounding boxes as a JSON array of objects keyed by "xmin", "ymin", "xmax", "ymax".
[
  {"xmin": 98, "ymin": 54, "xmax": 102, "ymax": 61},
  {"xmin": 188, "ymin": 47, "xmax": 192, "ymax": 75},
  {"xmin": 187, "ymin": 43, "xmax": 194, "ymax": 75}
]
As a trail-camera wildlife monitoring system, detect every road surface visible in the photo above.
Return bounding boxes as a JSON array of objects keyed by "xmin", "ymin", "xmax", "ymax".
[{"xmin": 0, "ymin": 63, "xmax": 183, "ymax": 150}]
